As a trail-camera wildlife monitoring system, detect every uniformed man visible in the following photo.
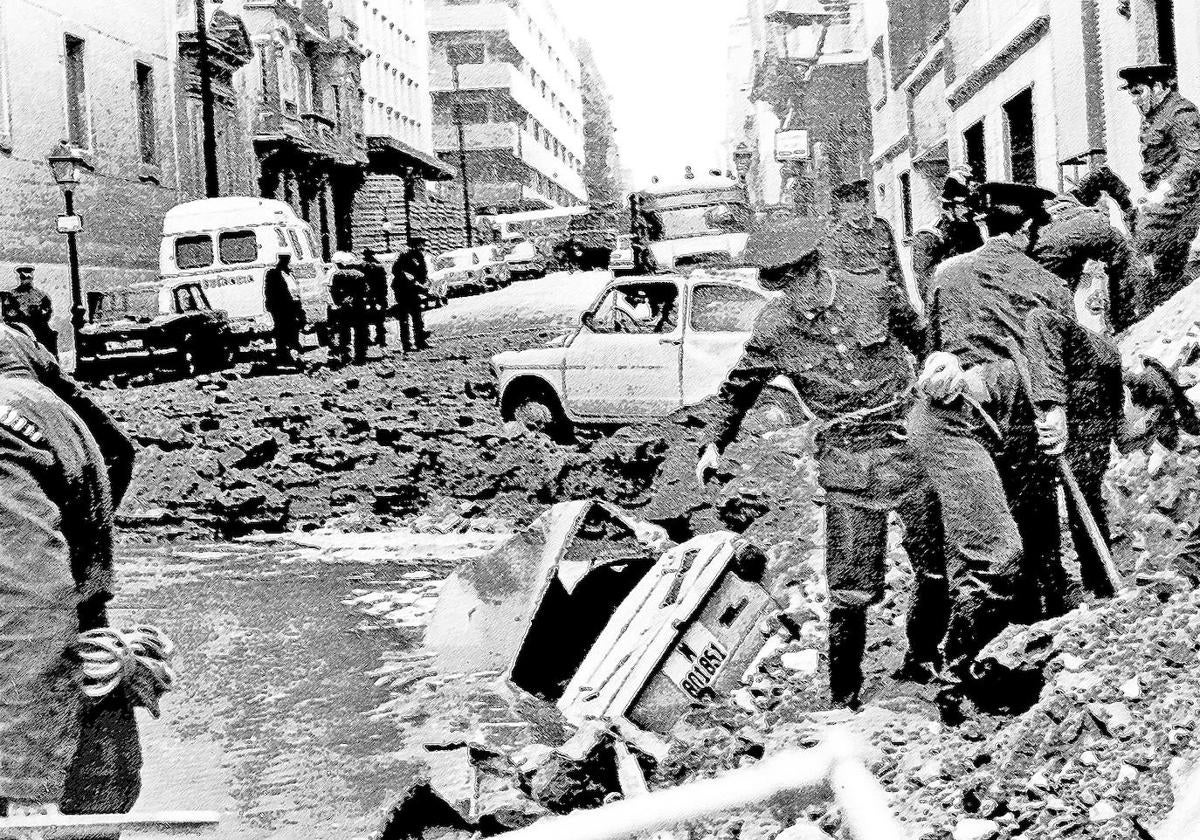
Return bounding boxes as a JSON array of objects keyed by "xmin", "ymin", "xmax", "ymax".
[
  {"xmin": 391, "ymin": 238, "xmax": 431, "ymax": 353},
  {"xmin": 329, "ymin": 252, "xmax": 369, "ymax": 366},
  {"xmin": 263, "ymin": 253, "xmax": 304, "ymax": 368},
  {"xmin": 909, "ymin": 182, "xmax": 1077, "ymax": 704},
  {"xmin": 697, "ymin": 217, "xmax": 946, "ymax": 709},
  {"xmin": 0, "ymin": 328, "xmax": 141, "ymax": 818},
  {"xmin": 1032, "ymin": 170, "xmax": 1152, "ymax": 333},
  {"xmin": 1120, "ymin": 62, "xmax": 1200, "ymax": 310},
  {"xmin": 362, "ymin": 247, "xmax": 389, "ymax": 348},
  {"xmin": 8, "ymin": 265, "xmax": 57, "ymax": 357},
  {"xmin": 821, "ymin": 178, "xmax": 906, "ymax": 291},
  {"xmin": 911, "ymin": 169, "xmax": 984, "ymax": 304}
]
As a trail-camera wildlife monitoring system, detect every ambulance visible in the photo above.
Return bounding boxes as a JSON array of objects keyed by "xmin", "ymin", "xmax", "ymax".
[{"xmin": 158, "ymin": 197, "xmax": 332, "ymax": 342}]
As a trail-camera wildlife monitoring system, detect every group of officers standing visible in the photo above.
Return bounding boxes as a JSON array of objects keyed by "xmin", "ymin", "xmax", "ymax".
[
  {"xmin": 698, "ymin": 60, "xmax": 1200, "ymax": 717},
  {"xmin": 262, "ymin": 237, "xmax": 433, "ymax": 369}
]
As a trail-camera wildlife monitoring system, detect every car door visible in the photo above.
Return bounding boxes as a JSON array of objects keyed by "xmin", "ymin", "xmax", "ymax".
[
  {"xmin": 563, "ymin": 279, "xmax": 685, "ymax": 419},
  {"xmin": 681, "ymin": 282, "xmax": 770, "ymax": 406}
]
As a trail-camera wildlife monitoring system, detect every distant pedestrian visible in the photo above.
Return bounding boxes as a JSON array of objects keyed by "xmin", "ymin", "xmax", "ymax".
[
  {"xmin": 330, "ymin": 252, "xmax": 369, "ymax": 366},
  {"xmin": 822, "ymin": 178, "xmax": 906, "ymax": 291},
  {"xmin": 1120, "ymin": 62, "xmax": 1200, "ymax": 310},
  {"xmin": 8, "ymin": 265, "xmax": 58, "ymax": 357},
  {"xmin": 263, "ymin": 253, "xmax": 303, "ymax": 368},
  {"xmin": 391, "ymin": 238, "xmax": 430, "ymax": 352},
  {"xmin": 362, "ymin": 248, "xmax": 389, "ymax": 348},
  {"xmin": 911, "ymin": 169, "xmax": 984, "ymax": 303}
]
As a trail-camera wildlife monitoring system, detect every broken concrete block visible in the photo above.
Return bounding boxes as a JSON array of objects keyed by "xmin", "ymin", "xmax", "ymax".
[{"xmin": 952, "ymin": 818, "xmax": 1000, "ymax": 840}]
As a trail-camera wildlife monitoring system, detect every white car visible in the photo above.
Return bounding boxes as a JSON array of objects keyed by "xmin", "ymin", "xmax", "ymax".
[
  {"xmin": 503, "ymin": 235, "xmax": 548, "ymax": 281},
  {"xmin": 432, "ymin": 245, "xmax": 511, "ymax": 297},
  {"xmin": 491, "ymin": 275, "xmax": 802, "ymax": 435},
  {"xmin": 610, "ymin": 234, "xmax": 636, "ymax": 275}
]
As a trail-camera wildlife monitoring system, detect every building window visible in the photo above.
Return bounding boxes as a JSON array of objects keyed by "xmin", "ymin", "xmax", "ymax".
[
  {"xmin": 898, "ymin": 171, "xmax": 914, "ymax": 238},
  {"xmin": 446, "ymin": 42, "xmax": 485, "ymax": 66},
  {"xmin": 458, "ymin": 102, "xmax": 487, "ymax": 123},
  {"xmin": 1004, "ymin": 87, "xmax": 1036, "ymax": 184},
  {"xmin": 135, "ymin": 62, "xmax": 157, "ymax": 164},
  {"xmin": 963, "ymin": 119, "xmax": 986, "ymax": 180},
  {"xmin": 64, "ymin": 34, "xmax": 88, "ymax": 148}
]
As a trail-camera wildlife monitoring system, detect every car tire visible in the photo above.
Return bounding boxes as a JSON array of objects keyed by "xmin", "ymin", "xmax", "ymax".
[{"xmin": 511, "ymin": 392, "xmax": 570, "ymax": 440}]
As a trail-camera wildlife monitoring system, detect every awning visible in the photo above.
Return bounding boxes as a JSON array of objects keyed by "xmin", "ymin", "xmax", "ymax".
[{"xmin": 367, "ymin": 135, "xmax": 457, "ymax": 181}]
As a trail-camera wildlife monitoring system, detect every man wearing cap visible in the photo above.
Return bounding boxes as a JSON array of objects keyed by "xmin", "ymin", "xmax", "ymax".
[
  {"xmin": 1120, "ymin": 62, "xmax": 1200, "ymax": 310},
  {"xmin": 329, "ymin": 252, "xmax": 369, "ymax": 366},
  {"xmin": 263, "ymin": 253, "xmax": 304, "ymax": 368},
  {"xmin": 910, "ymin": 181, "xmax": 1078, "ymax": 707},
  {"xmin": 9, "ymin": 265, "xmax": 57, "ymax": 357},
  {"xmin": 392, "ymin": 238, "xmax": 431, "ymax": 353},
  {"xmin": 697, "ymin": 216, "xmax": 945, "ymax": 709},
  {"xmin": 362, "ymin": 247, "xmax": 389, "ymax": 348},
  {"xmin": 821, "ymin": 178, "xmax": 906, "ymax": 292},
  {"xmin": 911, "ymin": 168, "xmax": 984, "ymax": 304}
]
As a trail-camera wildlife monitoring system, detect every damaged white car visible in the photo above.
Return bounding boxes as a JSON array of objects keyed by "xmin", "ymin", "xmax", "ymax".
[{"xmin": 491, "ymin": 274, "xmax": 804, "ymax": 436}]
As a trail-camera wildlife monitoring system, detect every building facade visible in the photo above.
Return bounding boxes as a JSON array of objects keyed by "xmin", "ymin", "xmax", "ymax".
[
  {"xmin": 577, "ymin": 40, "xmax": 622, "ymax": 211},
  {"xmin": 427, "ymin": 0, "xmax": 587, "ymax": 213},
  {"xmin": 0, "ymin": 0, "xmax": 194, "ymax": 349},
  {"xmin": 865, "ymin": 0, "xmax": 1199, "ymax": 291},
  {"xmin": 725, "ymin": 0, "xmax": 872, "ymax": 215}
]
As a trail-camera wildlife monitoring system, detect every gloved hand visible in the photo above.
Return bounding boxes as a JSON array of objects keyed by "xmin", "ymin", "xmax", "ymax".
[
  {"xmin": 1036, "ymin": 406, "xmax": 1069, "ymax": 455},
  {"xmin": 918, "ymin": 352, "xmax": 966, "ymax": 401},
  {"xmin": 1139, "ymin": 180, "xmax": 1173, "ymax": 207}
]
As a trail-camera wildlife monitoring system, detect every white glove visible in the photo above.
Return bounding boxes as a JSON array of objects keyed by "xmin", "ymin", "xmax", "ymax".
[
  {"xmin": 918, "ymin": 352, "xmax": 966, "ymax": 401},
  {"xmin": 1036, "ymin": 407, "xmax": 1069, "ymax": 455},
  {"xmin": 696, "ymin": 443, "xmax": 721, "ymax": 488},
  {"xmin": 1140, "ymin": 181, "xmax": 1172, "ymax": 207}
]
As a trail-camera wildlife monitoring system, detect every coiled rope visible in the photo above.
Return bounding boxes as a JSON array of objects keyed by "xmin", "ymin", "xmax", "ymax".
[{"xmin": 73, "ymin": 625, "xmax": 177, "ymax": 703}]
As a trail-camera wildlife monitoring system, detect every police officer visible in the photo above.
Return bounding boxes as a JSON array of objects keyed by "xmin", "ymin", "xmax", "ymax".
[
  {"xmin": 1032, "ymin": 170, "xmax": 1152, "ymax": 333},
  {"xmin": 329, "ymin": 252, "xmax": 369, "ymax": 366},
  {"xmin": 911, "ymin": 169, "xmax": 984, "ymax": 304},
  {"xmin": 391, "ymin": 238, "xmax": 430, "ymax": 353},
  {"xmin": 263, "ymin": 253, "xmax": 304, "ymax": 368},
  {"xmin": 362, "ymin": 247, "xmax": 389, "ymax": 348},
  {"xmin": 909, "ymin": 182, "xmax": 1077, "ymax": 703},
  {"xmin": 1120, "ymin": 62, "xmax": 1200, "ymax": 311},
  {"xmin": 9, "ymin": 265, "xmax": 57, "ymax": 357},
  {"xmin": 697, "ymin": 217, "xmax": 947, "ymax": 709},
  {"xmin": 0, "ymin": 328, "xmax": 140, "ymax": 818},
  {"xmin": 821, "ymin": 178, "xmax": 906, "ymax": 291}
]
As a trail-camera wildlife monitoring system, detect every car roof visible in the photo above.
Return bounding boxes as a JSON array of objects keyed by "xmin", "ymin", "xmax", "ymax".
[{"xmin": 163, "ymin": 197, "xmax": 303, "ymax": 235}]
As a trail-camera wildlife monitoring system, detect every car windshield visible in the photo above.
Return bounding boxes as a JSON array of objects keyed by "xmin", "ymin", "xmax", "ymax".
[
  {"xmin": 645, "ymin": 188, "xmax": 751, "ymax": 241},
  {"xmin": 588, "ymin": 281, "xmax": 680, "ymax": 334},
  {"xmin": 433, "ymin": 255, "xmax": 456, "ymax": 271},
  {"xmin": 96, "ymin": 288, "xmax": 159, "ymax": 322}
]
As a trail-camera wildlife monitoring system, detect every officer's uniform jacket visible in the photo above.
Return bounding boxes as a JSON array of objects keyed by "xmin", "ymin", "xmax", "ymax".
[
  {"xmin": 910, "ymin": 218, "xmax": 984, "ymax": 303},
  {"xmin": 392, "ymin": 250, "xmax": 429, "ymax": 305},
  {"xmin": 820, "ymin": 216, "xmax": 906, "ymax": 291},
  {"xmin": 330, "ymin": 266, "xmax": 368, "ymax": 310},
  {"xmin": 926, "ymin": 235, "xmax": 1072, "ymax": 409},
  {"xmin": 1139, "ymin": 90, "xmax": 1200, "ymax": 191},
  {"xmin": 362, "ymin": 260, "xmax": 389, "ymax": 308}
]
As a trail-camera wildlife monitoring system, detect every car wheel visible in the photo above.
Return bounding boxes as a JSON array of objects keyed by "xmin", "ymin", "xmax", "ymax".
[{"xmin": 511, "ymin": 392, "xmax": 569, "ymax": 440}]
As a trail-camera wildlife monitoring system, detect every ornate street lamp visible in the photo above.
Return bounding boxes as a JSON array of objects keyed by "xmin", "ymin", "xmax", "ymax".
[
  {"xmin": 733, "ymin": 142, "xmax": 754, "ymax": 183},
  {"xmin": 47, "ymin": 140, "xmax": 88, "ymax": 350}
]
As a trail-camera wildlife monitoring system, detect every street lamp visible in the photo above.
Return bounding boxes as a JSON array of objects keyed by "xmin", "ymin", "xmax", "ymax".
[
  {"xmin": 47, "ymin": 140, "xmax": 87, "ymax": 349},
  {"xmin": 446, "ymin": 47, "xmax": 475, "ymax": 248},
  {"xmin": 733, "ymin": 142, "xmax": 754, "ymax": 183}
]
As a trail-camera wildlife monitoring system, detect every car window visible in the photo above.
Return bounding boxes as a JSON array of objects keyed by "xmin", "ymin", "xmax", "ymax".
[
  {"xmin": 98, "ymin": 288, "xmax": 159, "ymax": 322},
  {"xmin": 288, "ymin": 230, "xmax": 305, "ymax": 259},
  {"xmin": 175, "ymin": 235, "xmax": 214, "ymax": 270},
  {"xmin": 587, "ymin": 282, "xmax": 680, "ymax": 335},
  {"xmin": 304, "ymin": 229, "xmax": 319, "ymax": 260},
  {"xmin": 472, "ymin": 252, "xmax": 480, "ymax": 265},
  {"xmin": 275, "ymin": 227, "xmax": 288, "ymax": 248},
  {"xmin": 433, "ymin": 255, "xmax": 455, "ymax": 272},
  {"xmin": 219, "ymin": 230, "xmax": 258, "ymax": 264},
  {"xmin": 174, "ymin": 286, "xmax": 201, "ymax": 313},
  {"xmin": 690, "ymin": 284, "xmax": 768, "ymax": 332}
]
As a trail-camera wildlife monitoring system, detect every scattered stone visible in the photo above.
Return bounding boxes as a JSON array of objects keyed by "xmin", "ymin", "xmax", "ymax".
[{"xmin": 952, "ymin": 818, "xmax": 999, "ymax": 840}]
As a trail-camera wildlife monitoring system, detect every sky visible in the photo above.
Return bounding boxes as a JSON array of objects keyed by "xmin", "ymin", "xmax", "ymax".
[{"xmin": 553, "ymin": 0, "xmax": 745, "ymax": 190}]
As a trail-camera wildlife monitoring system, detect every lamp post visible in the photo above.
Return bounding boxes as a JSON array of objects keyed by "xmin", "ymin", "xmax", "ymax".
[
  {"xmin": 449, "ymin": 58, "xmax": 474, "ymax": 247},
  {"xmin": 47, "ymin": 140, "xmax": 87, "ymax": 350},
  {"xmin": 195, "ymin": 0, "xmax": 220, "ymax": 197}
]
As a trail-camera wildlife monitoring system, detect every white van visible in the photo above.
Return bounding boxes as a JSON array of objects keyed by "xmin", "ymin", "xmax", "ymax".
[{"xmin": 158, "ymin": 197, "xmax": 332, "ymax": 340}]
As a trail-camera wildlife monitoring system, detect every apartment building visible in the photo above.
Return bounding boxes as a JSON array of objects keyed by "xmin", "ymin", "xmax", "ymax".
[{"xmin": 427, "ymin": 0, "xmax": 587, "ymax": 211}]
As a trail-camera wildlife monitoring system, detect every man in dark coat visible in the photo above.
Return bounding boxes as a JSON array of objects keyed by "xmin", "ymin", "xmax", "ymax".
[
  {"xmin": 391, "ymin": 238, "xmax": 430, "ymax": 353},
  {"xmin": 698, "ymin": 217, "xmax": 945, "ymax": 709},
  {"xmin": 263, "ymin": 253, "xmax": 303, "ymax": 367},
  {"xmin": 9, "ymin": 265, "xmax": 58, "ymax": 357},
  {"xmin": 820, "ymin": 178, "xmax": 906, "ymax": 291},
  {"xmin": 1121, "ymin": 63, "xmax": 1200, "ymax": 310},
  {"xmin": 909, "ymin": 182, "xmax": 1078, "ymax": 704},
  {"xmin": 911, "ymin": 169, "xmax": 985, "ymax": 303},
  {"xmin": 329, "ymin": 252, "xmax": 369, "ymax": 365},
  {"xmin": 0, "ymin": 325, "xmax": 140, "ymax": 817},
  {"xmin": 362, "ymin": 247, "xmax": 389, "ymax": 348}
]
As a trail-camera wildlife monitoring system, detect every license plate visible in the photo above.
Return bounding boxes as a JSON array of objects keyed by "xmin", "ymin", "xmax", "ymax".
[
  {"xmin": 106, "ymin": 338, "xmax": 144, "ymax": 352},
  {"xmin": 663, "ymin": 625, "xmax": 730, "ymax": 700}
]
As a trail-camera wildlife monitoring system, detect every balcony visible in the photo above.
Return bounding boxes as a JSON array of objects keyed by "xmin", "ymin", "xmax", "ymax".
[
  {"xmin": 433, "ymin": 121, "xmax": 585, "ymax": 201},
  {"xmin": 431, "ymin": 61, "xmax": 583, "ymax": 159}
]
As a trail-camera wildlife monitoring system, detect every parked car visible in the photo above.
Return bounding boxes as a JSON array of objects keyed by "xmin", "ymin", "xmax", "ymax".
[
  {"xmin": 502, "ymin": 235, "xmax": 548, "ymax": 281},
  {"xmin": 610, "ymin": 234, "xmax": 636, "ymax": 275},
  {"xmin": 75, "ymin": 280, "xmax": 234, "ymax": 381},
  {"xmin": 491, "ymin": 275, "xmax": 801, "ymax": 436},
  {"xmin": 432, "ymin": 245, "xmax": 511, "ymax": 297}
]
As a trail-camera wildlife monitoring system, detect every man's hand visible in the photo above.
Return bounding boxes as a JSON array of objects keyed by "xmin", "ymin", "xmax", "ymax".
[
  {"xmin": 1036, "ymin": 406, "xmax": 1069, "ymax": 455},
  {"xmin": 696, "ymin": 443, "xmax": 721, "ymax": 488},
  {"xmin": 917, "ymin": 352, "xmax": 966, "ymax": 401},
  {"xmin": 1140, "ymin": 181, "xmax": 1173, "ymax": 207}
]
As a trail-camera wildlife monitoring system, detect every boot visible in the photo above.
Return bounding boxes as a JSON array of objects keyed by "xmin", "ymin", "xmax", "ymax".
[{"xmin": 828, "ymin": 605, "xmax": 867, "ymax": 710}]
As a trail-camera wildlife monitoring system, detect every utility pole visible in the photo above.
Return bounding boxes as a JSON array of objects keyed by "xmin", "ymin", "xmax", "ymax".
[
  {"xmin": 452, "ymin": 64, "xmax": 474, "ymax": 247},
  {"xmin": 196, "ymin": 0, "xmax": 220, "ymax": 197}
]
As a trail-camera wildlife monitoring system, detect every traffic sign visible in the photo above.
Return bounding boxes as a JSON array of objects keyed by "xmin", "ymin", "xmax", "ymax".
[{"xmin": 56, "ymin": 214, "xmax": 83, "ymax": 234}]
